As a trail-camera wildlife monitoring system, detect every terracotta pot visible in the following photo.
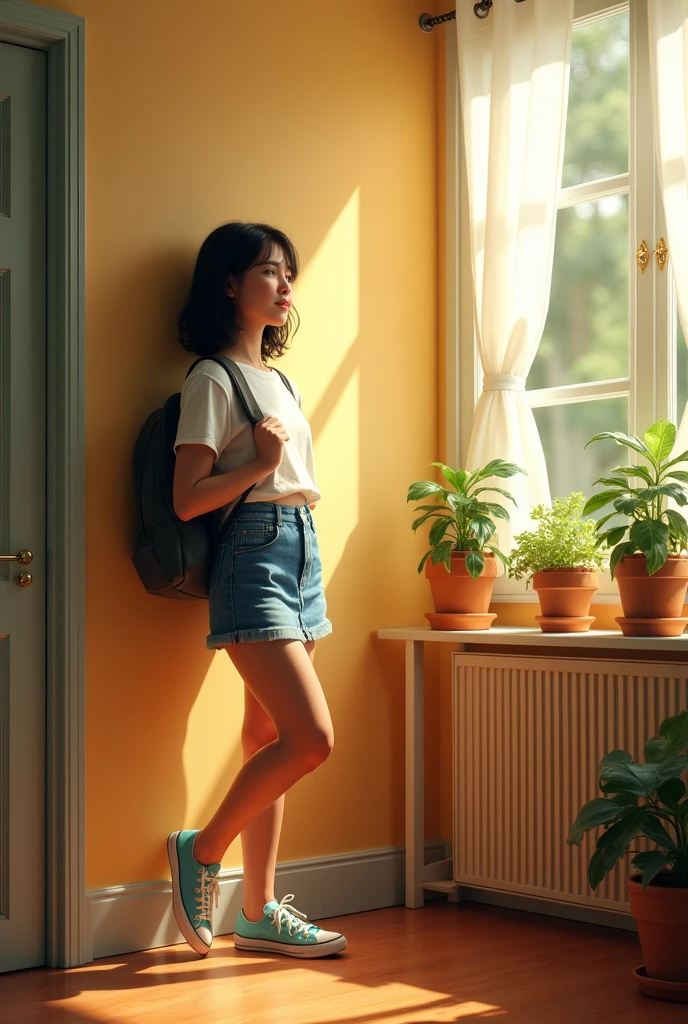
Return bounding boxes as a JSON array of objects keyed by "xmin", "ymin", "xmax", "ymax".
[
  {"xmin": 532, "ymin": 569, "xmax": 598, "ymax": 632},
  {"xmin": 614, "ymin": 555, "xmax": 688, "ymax": 637},
  {"xmin": 628, "ymin": 874, "xmax": 688, "ymax": 987},
  {"xmin": 424, "ymin": 551, "xmax": 497, "ymax": 631}
]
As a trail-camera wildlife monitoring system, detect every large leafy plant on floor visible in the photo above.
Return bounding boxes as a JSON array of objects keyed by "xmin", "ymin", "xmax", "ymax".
[
  {"xmin": 568, "ymin": 711, "xmax": 688, "ymax": 890},
  {"xmin": 407, "ymin": 460, "xmax": 525, "ymax": 579},
  {"xmin": 583, "ymin": 419, "xmax": 688, "ymax": 577}
]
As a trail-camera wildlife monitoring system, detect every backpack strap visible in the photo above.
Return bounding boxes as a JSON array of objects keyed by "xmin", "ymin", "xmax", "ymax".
[
  {"xmin": 270, "ymin": 365, "xmax": 296, "ymax": 401},
  {"xmin": 184, "ymin": 355, "xmax": 296, "ymax": 537},
  {"xmin": 187, "ymin": 355, "xmax": 264, "ymax": 423},
  {"xmin": 187, "ymin": 356, "xmax": 296, "ymax": 409}
]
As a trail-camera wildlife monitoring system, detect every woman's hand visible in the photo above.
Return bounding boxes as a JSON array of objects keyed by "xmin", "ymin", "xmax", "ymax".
[{"xmin": 254, "ymin": 416, "xmax": 289, "ymax": 473}]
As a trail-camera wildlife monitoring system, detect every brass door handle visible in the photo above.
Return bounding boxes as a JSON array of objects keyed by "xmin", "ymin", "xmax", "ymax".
[
  {"xmin": 636, "ymin": 240, "xmax": 650, "ymax": 274},
  {"xmin": 0, "ymin": 549, "xmax": 33, "ymax": 565},
  {"xmin": 16, "ymin": 572, "xmax": 32, "ymax": 588}
]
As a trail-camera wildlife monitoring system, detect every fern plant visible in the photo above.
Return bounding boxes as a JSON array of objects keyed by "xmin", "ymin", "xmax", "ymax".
[
  {"xmin": 509, "ymin": 493, "xmax": 607, "ymax": 588},
  {"xmin": 407, "ymin": 460, "xmax": 525, "ymax": 579}
]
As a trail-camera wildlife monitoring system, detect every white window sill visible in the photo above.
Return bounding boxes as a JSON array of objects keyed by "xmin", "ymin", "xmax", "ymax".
[{"xmin": 376, "ymin": 626, "xmax": 688, "ymax": 652}]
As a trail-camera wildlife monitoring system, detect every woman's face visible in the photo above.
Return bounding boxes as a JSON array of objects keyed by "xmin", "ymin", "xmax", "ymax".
[{"xmin": 227, "ymin": 244, "xmax": 294, "ymax": 328}]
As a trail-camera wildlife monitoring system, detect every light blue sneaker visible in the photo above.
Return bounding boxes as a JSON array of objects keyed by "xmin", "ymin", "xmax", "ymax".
[
  {"xmin": 167, "ymin": 829, "xmax": 221, "ymax": 956},
  {"xmin": 233, "ymin": 894, "xmax": 347, "ymax": 958}
]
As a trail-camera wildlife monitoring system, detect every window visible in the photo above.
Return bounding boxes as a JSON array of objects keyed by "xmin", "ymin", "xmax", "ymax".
[
  {"xmin": 448, "ymin": 0, "xmax": 685, "ymax": 599},
  {"xmin": 530, "ymin": 8, "xmax": 631, "ymax": 502}
]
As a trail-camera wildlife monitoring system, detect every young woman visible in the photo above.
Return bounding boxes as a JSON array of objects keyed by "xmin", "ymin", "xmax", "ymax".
[{"xmin": 167, "ymin": 221, "xmax": 347, "ymax": 959}]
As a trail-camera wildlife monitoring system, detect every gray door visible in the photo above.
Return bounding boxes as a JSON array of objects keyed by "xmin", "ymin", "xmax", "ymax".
[{"xmin": 0, "ymin": 40, "xmax": 47, "ymax": 972}]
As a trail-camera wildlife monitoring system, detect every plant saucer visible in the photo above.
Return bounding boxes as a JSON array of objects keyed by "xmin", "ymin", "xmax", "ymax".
[
  {"xmin": 633, "ymin": 965, "xmax": 688, "ymax": 1002},
  {"xmin": 615, "ymin": 616, "xmax": 688, "ymax": 637}
]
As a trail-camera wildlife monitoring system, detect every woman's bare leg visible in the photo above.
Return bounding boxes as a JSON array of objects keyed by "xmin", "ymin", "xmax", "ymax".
[
  {"xmin": 192, "ymin": 639, "xmax": 330, "ymax": 871},
  {"xmin": 238, "ymin": 641, "xmax": 316, "ymax": 921}
]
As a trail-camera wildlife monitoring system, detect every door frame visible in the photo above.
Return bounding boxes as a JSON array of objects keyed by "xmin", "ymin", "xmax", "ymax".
[{"xmin": 0, "ymin": 1, "xmax": 85, "ymax": 968}]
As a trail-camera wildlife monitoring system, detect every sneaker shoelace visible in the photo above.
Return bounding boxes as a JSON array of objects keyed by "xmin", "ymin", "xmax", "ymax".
[
  {"xmin": 194, "ymin": 866, "xmax": 220, "ymax": 925},
  {"xmin": 269, "ymin": 894, "xmax": 313, "ymax": 939}
]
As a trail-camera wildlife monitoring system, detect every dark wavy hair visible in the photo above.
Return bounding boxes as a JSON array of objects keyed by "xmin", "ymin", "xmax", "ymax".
[{"xmin": 178, "ymin": 221, "xmax": 301, "ymax": 360}]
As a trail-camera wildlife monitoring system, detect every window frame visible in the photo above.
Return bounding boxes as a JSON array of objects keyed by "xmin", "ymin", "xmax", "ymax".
[{"xmin": 446, "ymin": 0, "xmax": 678, "ymax": 602}]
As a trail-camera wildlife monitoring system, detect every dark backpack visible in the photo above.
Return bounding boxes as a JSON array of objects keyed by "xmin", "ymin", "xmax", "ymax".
[{"xmin": 132, "ymin": 355, "xmax": 295, "ymax": 599}]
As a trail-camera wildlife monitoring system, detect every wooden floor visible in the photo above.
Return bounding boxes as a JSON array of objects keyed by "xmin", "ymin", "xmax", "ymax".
[{"xmin": 0, "ymin": 901, "xmax": 685, "ymax": 1023}]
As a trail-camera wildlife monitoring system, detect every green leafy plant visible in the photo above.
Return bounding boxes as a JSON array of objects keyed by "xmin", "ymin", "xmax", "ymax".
[
  {"xmin": 407, "ymin": 460, "xmax": 525, "ymax": 579},
  {"xmin": 508, "ymin": 492, "xmax": 607, "ymax": 588},
  {"xmin": 583, "ymin": 419, "xmax": 688, "ymax": 578},
  {"xmin": 568, "ymin": 711, "xmax": 688, "ymax": 891}
]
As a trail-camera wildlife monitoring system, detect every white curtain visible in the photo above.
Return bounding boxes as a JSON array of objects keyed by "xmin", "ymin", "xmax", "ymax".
[
  {"xmin": 456, "ymin": 0, "xmax": 574, "ymax": 551},
  {"xmin": 648, "ymin": 1, "xmax": 688, "ymax": 457}
]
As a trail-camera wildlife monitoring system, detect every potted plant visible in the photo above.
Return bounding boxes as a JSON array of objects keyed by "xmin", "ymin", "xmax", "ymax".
[
  {"xmin": 407, "ymin": 459, "xmax": 524, "ymax": 630},
  {"xmin": 508, "ymin": 493, "xmax": 606, "ymax": 632},
  {"xmin": 568, "ymin": 711, "xmax": 688, "ymax": 1002},
  {"xmin": 583, "ymin": 419, "xmax": 688, "ymax": 636}
]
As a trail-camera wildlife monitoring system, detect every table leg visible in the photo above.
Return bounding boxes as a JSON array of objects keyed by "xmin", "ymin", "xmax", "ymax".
[{"xmin": 405, "ymin": 639, "xmax": 424, "ymax": 908}]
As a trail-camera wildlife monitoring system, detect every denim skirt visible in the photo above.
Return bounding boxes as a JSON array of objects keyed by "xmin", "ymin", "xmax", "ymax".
[{"xmin": 206, "ymin": 501, "xmax": 333, "ymax": 647}]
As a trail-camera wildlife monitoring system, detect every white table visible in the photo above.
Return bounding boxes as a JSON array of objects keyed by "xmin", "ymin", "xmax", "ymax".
[{"xmin": 376, "ymin": 626, "xmax": 688, "ymax": 909}]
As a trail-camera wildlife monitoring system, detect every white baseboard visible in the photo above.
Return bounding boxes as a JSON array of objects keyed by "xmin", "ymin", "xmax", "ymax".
[
  {"xmin": 87, "ymin": 840, "xmax": 635, "ymax": 962},
  {"xmin": 87, "ymin": 840, "xmax": 449, "ymax": 961}
]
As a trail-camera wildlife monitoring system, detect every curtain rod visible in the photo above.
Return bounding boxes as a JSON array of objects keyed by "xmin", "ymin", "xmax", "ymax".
[{"xmin": 419, "ymin": 1, "xmax": 527, "ymax": 32}]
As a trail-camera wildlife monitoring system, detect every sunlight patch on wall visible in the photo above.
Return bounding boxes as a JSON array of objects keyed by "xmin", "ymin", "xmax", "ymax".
[
  {"xmin": 179, "ymin": 191, "xmax": 364, "ymax": 819},
  {"xmin": 314, "ymin": 366, "xmax": 359, "ymax": 586},
  {"xmin": 279, "ymin": 187, "xmax": 360, "ymax": 410}
]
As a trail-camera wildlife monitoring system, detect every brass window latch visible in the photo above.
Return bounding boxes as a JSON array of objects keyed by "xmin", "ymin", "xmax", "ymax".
[
  {"xmin": 637, "ymin": 238, "xmax": 669, "ymax": 274},
  {"xmin": 654, "ymin": 237, "xmax": 668, "ymax": 271}
]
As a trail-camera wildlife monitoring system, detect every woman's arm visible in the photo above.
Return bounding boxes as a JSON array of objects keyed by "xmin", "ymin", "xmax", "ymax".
[
  {"xmin": 173, "ymin": 415, "xmax": 289, "ymax": 521},
  {"xmin": 173, "ymin": 445, "xmax": 272, "ymax": 521}
]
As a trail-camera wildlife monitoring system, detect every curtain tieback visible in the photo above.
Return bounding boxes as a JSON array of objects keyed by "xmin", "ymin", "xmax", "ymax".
[{"xmin": 482, "ymin": 373, "xmax": 526, "ymax": 393}]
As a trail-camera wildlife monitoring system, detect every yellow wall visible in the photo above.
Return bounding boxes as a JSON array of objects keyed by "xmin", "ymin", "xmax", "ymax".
[
  {"xmin": 491, "ymin": 602, "xmax": 622, "ymax": 629},
  {"xmin": 27, "ymin": 0, "xmax": 444, "ymax": 888}
]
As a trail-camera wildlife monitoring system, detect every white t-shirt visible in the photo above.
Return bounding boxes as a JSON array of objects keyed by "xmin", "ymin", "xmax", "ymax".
[{"xmin": 174, "ymin": 358, "xmax": 321, "ymax": 511}]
